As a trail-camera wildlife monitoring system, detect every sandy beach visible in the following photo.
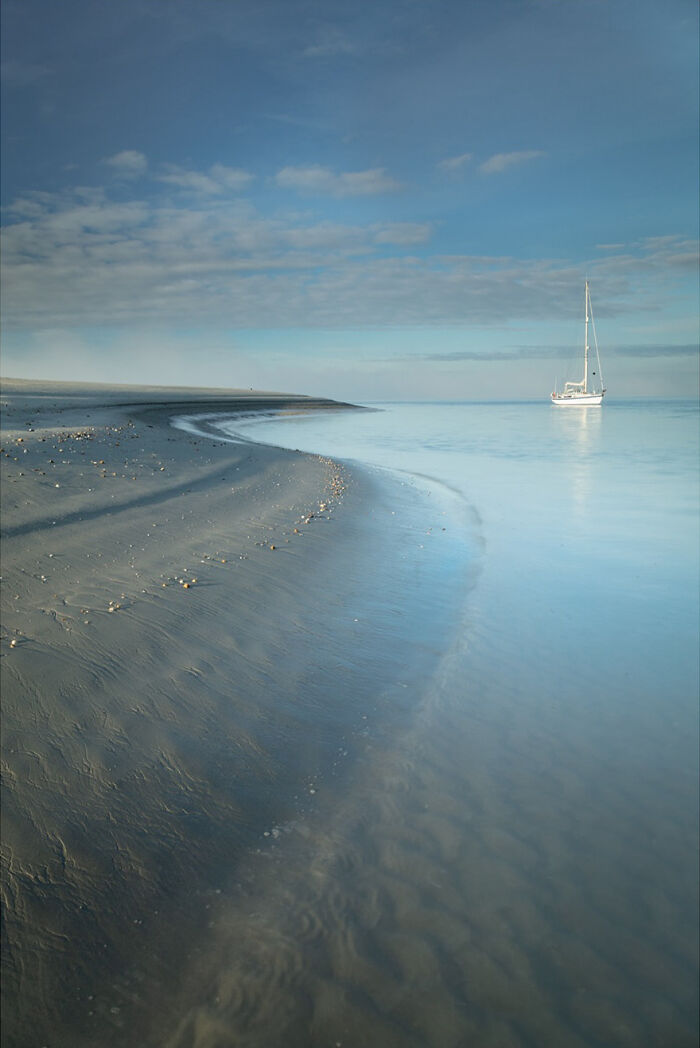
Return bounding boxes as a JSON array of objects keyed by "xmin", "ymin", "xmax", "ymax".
[
  {"xmin": 1, "ymin": 379, "xmax": 476, "ymax": 1048},
  {"xmin": 1, "ymin": 379, "xmax": 382, "ymax": 1045},
  {"xmin": 2, "ymin": 383, "xmax": 698, "ymax": 1048}
]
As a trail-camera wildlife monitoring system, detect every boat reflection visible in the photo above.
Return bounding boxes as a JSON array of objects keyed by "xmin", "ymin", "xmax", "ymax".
[{"xmin": 553, "ymin": 402, "xmax": 603, "ymax": 516}]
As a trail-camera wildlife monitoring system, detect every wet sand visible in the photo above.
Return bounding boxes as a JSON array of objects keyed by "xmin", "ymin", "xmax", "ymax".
[
  {"xmin": 2, "ymin": 384, "xmax": 697, "ymax": 1048},
  {"xmin": 0, "ymin": 379, "xmax": 378, "ymax": 1045}
]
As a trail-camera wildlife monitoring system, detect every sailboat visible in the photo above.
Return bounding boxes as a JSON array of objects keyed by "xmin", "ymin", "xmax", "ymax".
[{"xmin": 551, "ymin": 281, "xmax": 606, "ymax": 405}]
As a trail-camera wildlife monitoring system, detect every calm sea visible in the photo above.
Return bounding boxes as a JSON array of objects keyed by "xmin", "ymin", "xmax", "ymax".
[{"xmin": 199, "ymin": 398, "xmax": 699, "ymax": 1048}]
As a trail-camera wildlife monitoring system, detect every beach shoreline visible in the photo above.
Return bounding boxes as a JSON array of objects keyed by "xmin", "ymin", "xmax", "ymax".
[
  {"xmin": 0, "ymin": 379, "xmax": 366, "ymax": 1043},
  {"xmin": 2, "ymin": 384, "xmax": 697, "ymax": 1048},
  {"xmin": 0, "ymin": 379, "xmax": 469, "ymax": 1047}
]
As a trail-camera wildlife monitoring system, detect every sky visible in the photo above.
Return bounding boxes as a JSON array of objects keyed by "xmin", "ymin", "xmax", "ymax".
[{"xmin": 1, "ymin": 0, "xmax": 698, "ymax": 400}]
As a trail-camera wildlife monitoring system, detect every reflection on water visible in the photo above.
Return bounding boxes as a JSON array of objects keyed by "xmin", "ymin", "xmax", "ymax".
[
  {"xmin": 186, "ymin": 398, "xmax": 698, "ymax": 1048},
  {"xmin": 552, "ymin": 404, "xmax": 602, "ymax": 515}
]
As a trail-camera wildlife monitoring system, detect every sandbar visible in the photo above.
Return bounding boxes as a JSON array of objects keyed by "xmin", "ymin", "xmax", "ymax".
[{"xmin": 1, "ymin": 378, "xmax": 369, "ymax": 1045}]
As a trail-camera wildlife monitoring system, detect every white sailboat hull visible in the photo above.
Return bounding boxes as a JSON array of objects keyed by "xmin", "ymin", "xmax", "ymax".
[{"xmin": 551, "ymin": 391, "xmax": 605, "ymax": 406}]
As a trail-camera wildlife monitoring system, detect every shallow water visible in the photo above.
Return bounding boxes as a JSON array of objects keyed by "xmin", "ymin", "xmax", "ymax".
[
  {"xmin": 186, "ymin": 398, "xmax": 700, "ymax": 1047},
  {"xmin": 5, "ymin": 397, "xmax": 696, "ymax": 1047}
]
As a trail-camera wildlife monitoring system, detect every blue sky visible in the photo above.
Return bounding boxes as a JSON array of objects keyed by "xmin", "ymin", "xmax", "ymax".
[{"xmin": 1, "ymin": 0, "xmax": 697, "ymax": 399}]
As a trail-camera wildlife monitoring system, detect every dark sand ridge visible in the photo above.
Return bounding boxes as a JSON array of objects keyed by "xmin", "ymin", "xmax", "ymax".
[
  {"xmin": 0, "ymin": 379, "xmax": 471, "ymax": 1047},
  {"xmin": 0, "ymin": 379, "xmax": 367, "ymax": 1045}
]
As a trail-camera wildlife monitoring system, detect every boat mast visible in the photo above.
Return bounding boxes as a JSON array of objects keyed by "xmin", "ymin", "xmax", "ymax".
[{"xmin": 583, "ymin": 280, "xmax": 589, "ymax": 393}]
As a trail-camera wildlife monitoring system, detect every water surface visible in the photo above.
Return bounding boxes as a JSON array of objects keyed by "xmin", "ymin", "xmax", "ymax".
[{"xmin": 191, "ymin": 398, "xmax": 700, "ymax": 1047}]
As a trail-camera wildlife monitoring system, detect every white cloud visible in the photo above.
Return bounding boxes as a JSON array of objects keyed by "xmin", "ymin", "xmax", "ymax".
[
  {"xmin": 281, "ymin": 222, "xmax": 366, "ymax": 251},
  {"xmin": 438, "ymin": 153, "xmax": 473, "ymax": 173},
  {"xmin": 479, "ymin": 150, "xmax": 544, "ymax": 174},
  {"xmin": 1, "ymin": 174, "xmax": 696, "ymax": 341},
  {"xmin": 157, "ymin": 164, "xmax": 254, "ymax": 195},
  {"xmin": 104, "ymin": 150, "xmax": 148, "ymax": 178},
  {"xmin": 303, "ymin": 28, "xmax": 357, "ymax": 57},
  {"xmin": 373, "ymin": 223, "xmax": 432, "ymax": 246},
  {"xmin": 274, "ymin": 165, "xmax": 402, "ymax": 197},
  {"xmin": 5, "ymin": 191, "xmax": 56, "ymax": 219}
]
